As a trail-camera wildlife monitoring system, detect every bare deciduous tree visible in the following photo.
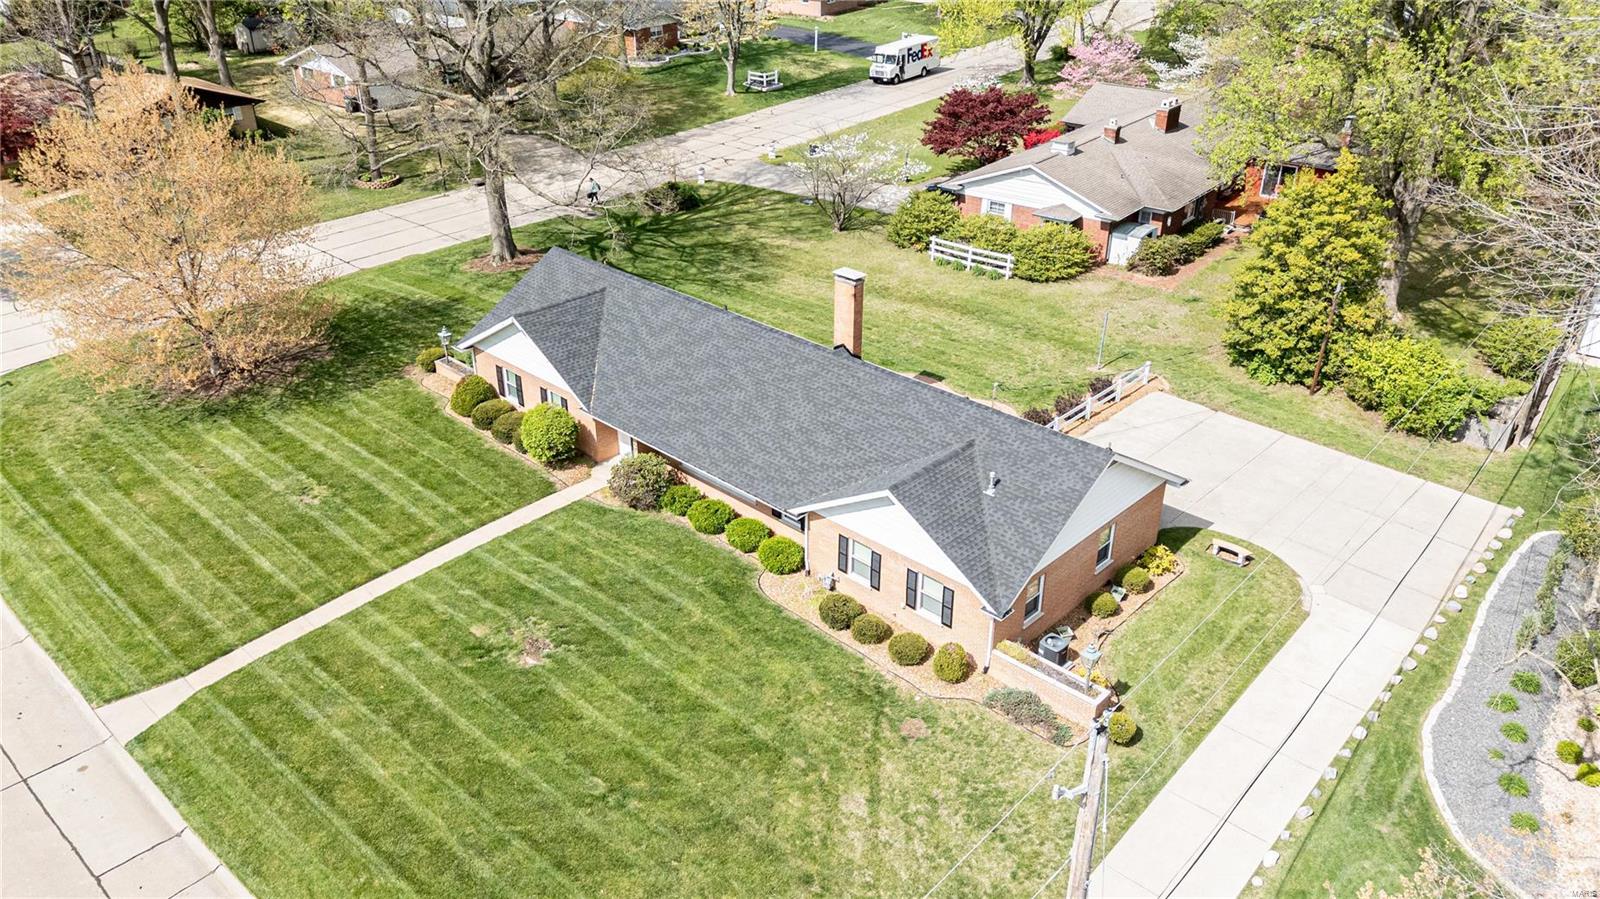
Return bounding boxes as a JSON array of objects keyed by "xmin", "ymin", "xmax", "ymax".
[
  {"xmin": 118, "ymin": 0, "xmax": 180, "ymax": 79},
  {"xmin": 10, "ymin": 72, "xmax": 330, "ymax": 396},
  {"xmin": 680, "ymin": 0, "xmax": 770, "ymax": 96},
  {"xmin": 194, "ymin": 0, "xmax": 234, "ymax": 86},
  {"xmin": 0, "ymin": 0, "xmax": 114, "ymax": 118}
]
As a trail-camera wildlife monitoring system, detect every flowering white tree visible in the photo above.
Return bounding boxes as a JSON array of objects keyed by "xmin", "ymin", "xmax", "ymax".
[
  {"xmin": 786, "ymin": 133, "xmax": 929, "ymax": 231},
  {"xmin": 1055, "ymin": 34, "xmax": 1148, "ymax": 96},
  {"xmin": 1150, "ymin": 33, "xmax": 1209, "ymax": 87}
]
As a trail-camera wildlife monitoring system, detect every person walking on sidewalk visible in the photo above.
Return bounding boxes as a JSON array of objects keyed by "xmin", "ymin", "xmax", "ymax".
[{"xmin": 585, "ymin": 178, "xmax": 601, "ymax": 206}]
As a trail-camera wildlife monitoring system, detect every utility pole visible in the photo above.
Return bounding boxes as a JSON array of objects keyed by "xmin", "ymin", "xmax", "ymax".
[
  {"xmin": 1308, "ymin": 281, "xmax": 1344, "ymax": 394},
  {"xmin": 1063, "ymin": 717, "xmax": 1110, "ymax": 899}
]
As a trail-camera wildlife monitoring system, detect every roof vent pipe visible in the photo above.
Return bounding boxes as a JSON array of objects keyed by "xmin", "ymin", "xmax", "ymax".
[{"xmin": 984, "ymin": 471, "xmax": 999, "ymax": 496}]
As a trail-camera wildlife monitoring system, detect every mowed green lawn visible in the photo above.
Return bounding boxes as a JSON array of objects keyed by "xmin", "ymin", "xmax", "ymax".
[
  {"xmin": 775, "ymin": 0, "xmax": 941, "ymax": 44},
  {"xmin": 517, "ymin": 183, "xmax": 1530, "ymax": 500},
  {"xmin": 131, "ymin": 502, "xmax": 1075, "ymax": 898},
  {"xmin": 1096, "ymin": 530, "xmax": 1305, "ymax": 844},
  {"xmin": 0, "ymin": 248, "xmax": 553, "ymax": 704},
  {"xmin": 622, "ymin": 40, "xmax": 866, "ymax": 137}
]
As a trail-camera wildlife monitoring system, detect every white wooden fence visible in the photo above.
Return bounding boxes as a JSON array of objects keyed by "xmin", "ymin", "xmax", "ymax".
[
  {"xmin": 1048, "ymin": 361, "xmax": 1153, "ymax": 431},
  {"xmin": 929, "ymin": 236, "xmax": 1014, "ymax": 279}
]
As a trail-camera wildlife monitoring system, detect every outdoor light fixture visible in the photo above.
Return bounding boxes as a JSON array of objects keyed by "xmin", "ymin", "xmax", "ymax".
[
  {"xmin": 437, "ymin": 326, "xmax": 452, "ymax": 351},
  {"xmin": 1081, "ymin": 642, "xmax": 1102, "ymax": 678}
]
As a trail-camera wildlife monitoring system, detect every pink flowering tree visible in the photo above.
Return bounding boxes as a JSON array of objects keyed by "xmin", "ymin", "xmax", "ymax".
[{"xmin": 1055, "ymin": 35, "xmax": 1149, "ymax": 96}]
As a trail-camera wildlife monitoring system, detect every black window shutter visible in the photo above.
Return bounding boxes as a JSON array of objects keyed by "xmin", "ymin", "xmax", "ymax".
[
  {"xmin": 837, "ymin": 535, "xmax": 849, "ymax": 572},
  {"xmin": 940, "ymin": 586, "xmax": 954, "ymax": 627},
  {"xmin": 905, "ymin": 569, "xmax": 919, "ymax": 609},
  {"xmin": 495, "ymin": 366, "xmax": 505, "ymax": 395},
  {"xmin": 869, "ymin": 551, "xmax": 881, "ymax": 590}
]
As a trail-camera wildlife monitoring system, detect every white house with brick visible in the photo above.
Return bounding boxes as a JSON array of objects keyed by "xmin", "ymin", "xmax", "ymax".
[{"xmin": 457, "ymin": 249, "xmax": 1186, "ymax": 672}]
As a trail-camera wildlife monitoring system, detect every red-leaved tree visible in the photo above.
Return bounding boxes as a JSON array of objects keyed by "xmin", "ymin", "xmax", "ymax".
[
  {"xmin": 1022, "ymin": 126, "xmax": 1064, "ymax": 149},
  {"xmin": 921, "ymin": 87, "xmax": 1052, "ymax": 165}
]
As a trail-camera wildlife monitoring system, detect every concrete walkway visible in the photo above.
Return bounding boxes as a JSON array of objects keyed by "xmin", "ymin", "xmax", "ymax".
[
  {"xmin": 1080, "ymin": 393, "xmax": 1509, "ymax": 897},
  {"xmin": 96, "ymin": 464, "xmax": 613, "ymax": 743},
  {"xmin": 1, "ymin": 600, "xmax": 248, "ymax": 898},
  {"xmin": 296, "ymin": 39, "xmax": 1021, "ymax": 275}
]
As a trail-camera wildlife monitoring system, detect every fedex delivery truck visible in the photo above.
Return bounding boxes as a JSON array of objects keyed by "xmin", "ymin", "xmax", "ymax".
[{"xmin": 869, "ymin": 33, "xmax": 939, "ymax": 84}]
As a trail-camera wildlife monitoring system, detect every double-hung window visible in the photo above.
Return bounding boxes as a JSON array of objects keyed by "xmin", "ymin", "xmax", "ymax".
[
  {"xmin": 1095, "ymin": 525, "xmax": 1115, "ymax": 572},
  {"xmin": 1022, "ymin": 573, "xmax": 1045, "ymax": 625},
  {"xmin": 837, "ymin": 535, "xmax": 880, "ymax": 590},
  {"xmin": 538, "ymin": 386, "xmax": 570, "ymax": 411},
  {"xmin": 496, "ymin": 367, "xmax": 524, "ymax": 407},
  {"xmin": 1260, "ymin": 164, "xmax": 1298, "ymax": 198},
  {"xmin": 982, "ymin": 199, "xmax": 1012, "ymax": 220},
  {"xmin": 1137, "ymin": 208, "xmax": 1156, "ymax": 225},
  {"xmin": 905, "ymin": 568, "xmax": 955, "ymax": 627}
]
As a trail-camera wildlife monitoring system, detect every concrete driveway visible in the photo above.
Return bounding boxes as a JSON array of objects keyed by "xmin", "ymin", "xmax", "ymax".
[
  {"xmin": 1081, "ymin": 392, "xmax": 1509, "ymax": 897},
  {"xmin": 1, "ymin": 601, "xmax": 246, "ymax": 898}
]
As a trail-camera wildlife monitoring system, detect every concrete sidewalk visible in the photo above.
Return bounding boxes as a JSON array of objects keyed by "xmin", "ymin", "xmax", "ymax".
[
  {"xmin": 1080, "ymin": 393, "xmax": 1509, "ymax": 897},
  {"xmin": 96, "ymin": 464, "xmax": 613, "ymax": 743},
  {"xmin": 1, "ymin": 601, "xmax": 247, "ymax": 899},
  {"xmin": 295, "ymin": 39, "xmax": 1021, "ymax": 276}
]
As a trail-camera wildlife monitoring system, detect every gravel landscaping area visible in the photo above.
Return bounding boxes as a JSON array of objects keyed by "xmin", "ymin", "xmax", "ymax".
[{"xmin": 1426, "ymin": 532, "xmax": 1594, "ymax": 894}]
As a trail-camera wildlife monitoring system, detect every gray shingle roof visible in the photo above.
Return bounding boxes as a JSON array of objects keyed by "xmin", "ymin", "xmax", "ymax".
[
  {"xmin": 949, "ymin": 82, "xmax": 1215, "ymax": 219},
  {"xmin": 461, "ymin": 249, "xmax": 1119, "ymax": 615}
]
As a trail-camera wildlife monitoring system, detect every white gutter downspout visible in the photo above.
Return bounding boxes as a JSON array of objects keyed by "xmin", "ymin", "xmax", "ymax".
[{"xmin": 983, "ymin": 615, "xmax": 996, "ymax": 672}]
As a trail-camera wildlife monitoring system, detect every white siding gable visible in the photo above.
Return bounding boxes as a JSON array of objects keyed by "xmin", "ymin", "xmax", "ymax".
[
  {"xmin": 475, "ymin": 326, "xmax": 577, "ymax": 400},
  {"xmin": 819, "ymin": 495, "xmax": 976, "ymax": 592},
  {"xmin": 960, "ymin": 169, "xmax": 1106, "ymax": 220},
  {"xmin": 1032, "ymin": 461, "xmax": 1163, "ymax": 574}
]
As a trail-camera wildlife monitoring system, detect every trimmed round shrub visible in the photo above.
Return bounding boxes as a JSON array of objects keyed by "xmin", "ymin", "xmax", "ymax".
[
  {"xmin": 1012, "ymin": 223, "xmax": 1096, "ymax": 282},
  {"xmin": 660, "ymin": 484, "xmax": 702, "ymax": 516},
  {"xmin": 1116, "ymin": 565, "xmax": 1153, "ymax": 595},
  {"xmin": 1127, "ymin": 234, "xmax": 1186, "ymax": 275},
  {"xmin": 887, "ymin": 190, "xmax": 961, "ymax": 250},
  {"xmin": 449, "ymin": 374, "xmax": 496, "ymax": 416},
  {"xmin": 887, "ymin": 632, "xmax": 931, "ymax": 666},
  {"xmin": 1479, "ymin": 316, "xmax": 1562, "ymax": 379},
  {"xmin": 1556, "ymin": 739, "xmax": 1585, "ymax": 765},
  {"xmin": 1108, "ymin": 710, "xmax": 1138, "ymax": 745},
  {"xmin": 819, "ymin": 593, "xmax": 865, "ymax": 630},
  {"xmin": 471, "ymin": 398, "xmax": 514, "ymax": 430},
  {"xmin": 1181, "ymin": 221, "xmax": 1225, "ymax": 258},
  {"xmin": 946, "ymin": 213, "xmax": 1019, "ymax": 253},
  {"xmin": 932, "ymin": 642, "xmax": 970, "ymax": 683},
  {"xmin": 851, "ymin": 613, "xmax": 892, "ymax": 644},
  {"xmin": 1580, "ymin": 716, "xmax": 1597, "ymax": 733},
  {"xmin": 416, "ymin": 346, "xmax": 446, "ymax": 372},
  {"xmin": 520, "ymin": 403, "xmax": 579, "ymax": 463},
  {"xmin": 607, "ymin": 453, "xmax": 676, "ymax": 510},
  {"xmin": 1576, "ymin": 762, "xmax": 1600, "ymax": 786},
  {"xmin": 724, "ymin": 517, "xmax": 771, "ymax": 553},
  {"xmin": 1088, "ymin": 591, "xmax": 1120, "ymax": 619},
  {"xmin": 1137, "ymin": 544, "xmax": 1178, "ymax": 577},
  {"xmin": 1555, "ymin": 633, "xmax": 1599, "ymax": 689},
  {"xmin": 983, "ymin": 688, "xmax": 1057, "ymax": 727},
  {"xmin": 757, "ymin": 535, "xmax": 804, "ymax": 574},
  {"xmin": 490, "ymin": 410, "xmax": 524, "ymax": 446},
  {"xmin": 686, "ymin": 499, "xmax": 735, "ymax": 535}
]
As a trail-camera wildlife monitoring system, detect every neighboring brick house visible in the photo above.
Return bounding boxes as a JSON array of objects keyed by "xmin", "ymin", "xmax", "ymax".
[
  {"xmin": 558, "ymin": 1, "xmax": 683, "ymax": 59},
  {"xmin": 942, "ymin": 82, "xmax": 1345, "ymax": 266},
  {"xmin": 278, "ymin": 41, "xmax": 420, "ymax": 111},
  {"xmin": 769, "ymin": 0, "xmax": 883, "ymax": 16},
  {"xmin": 457, "ymin": 249, "xmax": 1186, "ymax": 671}
]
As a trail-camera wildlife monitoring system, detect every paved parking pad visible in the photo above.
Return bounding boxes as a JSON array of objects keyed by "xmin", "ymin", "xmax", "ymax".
[{"xmin": 1084, "ymin": 393, "xmax": 1507, "ymax": 896}]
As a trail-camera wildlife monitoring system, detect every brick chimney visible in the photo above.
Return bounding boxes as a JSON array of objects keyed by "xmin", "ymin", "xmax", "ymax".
[
  {"xmin": 832, "ymin": 268, "xmax": 865, "ymax": 357},
  {"xmin": 1154, "ymin": 97, "xmax": 1181, "ymax": 133},
  {"xmin": 1103, "ymin": 117, "xmax": 1121, "ymax": 142}
]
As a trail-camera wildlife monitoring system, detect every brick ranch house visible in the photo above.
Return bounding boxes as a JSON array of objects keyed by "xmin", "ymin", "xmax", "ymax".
[
  {"xmin": 940, "ymin": 82, "xmax": 1338, "ymax": 265},
  {"xmin": 557, "ymin": 1, "xmax": 683, "ymax": 59},
  {"xmin": 279, "ymin": 41, "xmax": 420, "ymax": 111},
  {"xmin": 457, "ymin": 249, "xmax": 1187, "ymax": 671}
]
